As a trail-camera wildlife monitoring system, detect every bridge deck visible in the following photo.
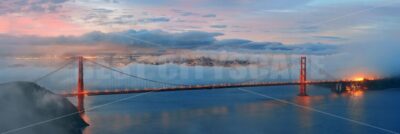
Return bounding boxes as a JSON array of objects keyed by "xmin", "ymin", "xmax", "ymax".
[{"xmin": 61, "ymin": 80, "xmax": 356, "ymax": 97}]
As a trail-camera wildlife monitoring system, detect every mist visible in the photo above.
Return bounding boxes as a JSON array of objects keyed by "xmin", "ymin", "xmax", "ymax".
[
  {"xmin": 0, "ymin": 82, "xmax": 87, "ymax": 134},
  {"xmin": 323, "ymin": 32, "xmax": 400, "ymax": 78},
  {"xmin": 1, "ymin": 28, "xmax": 399, "ymax": 79}
]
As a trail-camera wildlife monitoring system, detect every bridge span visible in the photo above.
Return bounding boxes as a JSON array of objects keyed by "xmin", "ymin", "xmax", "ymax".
[
  {"xmin": 61, "ymin": 80, "xmax": 359, "ymax": 97},
  {"xmin": 33, "ymin": 56, "xmax": 368, "ymax": 113}
]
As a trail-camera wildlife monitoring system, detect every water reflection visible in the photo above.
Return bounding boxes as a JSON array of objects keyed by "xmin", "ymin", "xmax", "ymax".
[
  {"xmin": 347, "ymin": 91, "xmax": 366, "ymax": 134},
  {"xmin": 1, "ymin": 58, "xmax": 399, "ymax": 133},
  {"xmin": 81, "ymin": 94, "xmax": 343, "ymax": 134},
  {"xmin": 81, "ymin": 114, "xmax": 91, "ymax": 126},
  {"xmin": 77, "ymin": 94, "xmax": 85, "ymax": 114},
  {"xmin": 295, "ymin": 96, "xmax": 313, "ymax": 133}
]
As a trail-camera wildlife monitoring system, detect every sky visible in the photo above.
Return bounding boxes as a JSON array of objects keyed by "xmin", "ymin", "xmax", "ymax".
[
  {"xmin": 0, "ymin": 0, "xmax": 399, "ymax": 77},
  {"xmin": 0, "ymin": 0, "xmax": 399, "ymax": 58},
  {"xmin": 0, "ymin": 0, "xmax": 398, "ymax": 43}
]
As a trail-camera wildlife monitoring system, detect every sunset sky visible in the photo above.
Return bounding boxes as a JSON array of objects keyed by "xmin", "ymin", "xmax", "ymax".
[
  {"xmin": 0, "ymin": 3, "xmax": 399, "ymax": 96},
  {"xmin": 0, "ymin": 0, "xmax": 399, "ymax": 56}
]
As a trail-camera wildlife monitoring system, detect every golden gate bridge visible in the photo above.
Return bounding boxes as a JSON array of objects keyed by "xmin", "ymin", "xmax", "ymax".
[{"xmin": 32, "ymin": 56, "xmax": 366, "ymax": 113}]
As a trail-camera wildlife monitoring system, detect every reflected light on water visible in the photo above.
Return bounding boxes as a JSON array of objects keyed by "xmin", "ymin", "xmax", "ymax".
[
  {"xmin": 81, "ymin": 114, "xmax": 91, "ymax": 124},
  {"xmin": 294, "ymin": 95, "xmax": 326, "ymax": 132},
  {"xmin": 84, "ymin": 114, "xmax": 134, "ymax": 134},
  {"xmin": 161, "ymin": 112, "xmax": 170, "ymax": 128},
  {"xmin": 347, "ymin": 91, "xmax": 366, "ymax": 133},
  {"xmin": 82, "ymin": 114, "xmax": 92, "ymax": 134},
  {"xmin": 351, "ymin": 90, "xmax": 364, "ymax": 97},
  {"xmin": 295, "ymin": 96, "xmax": 313, "ymax": 131}
]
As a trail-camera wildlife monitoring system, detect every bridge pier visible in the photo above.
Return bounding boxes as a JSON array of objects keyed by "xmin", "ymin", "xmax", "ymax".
[
  {"xmin": 299, "ymin": 56, "xmax": 307, "ymax": 96},
  {"xmin": 334, "ymin": 83, "xmax": 346, "ymax": 93},
  {"xmin": 299, "ymin": 84, "xmax": 307, "ymax": 96},
  {"xmin": 77, "ymin": 56, "xmax": 85, "ymax": 114}
]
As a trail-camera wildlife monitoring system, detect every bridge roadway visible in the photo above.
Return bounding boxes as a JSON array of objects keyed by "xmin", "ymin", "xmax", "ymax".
[{"xmin": 61, "ymin": 80, "xmax": 358, "ymax": 97}]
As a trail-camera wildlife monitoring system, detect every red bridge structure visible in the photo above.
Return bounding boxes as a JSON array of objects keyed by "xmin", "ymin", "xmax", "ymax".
[{"xmin": 33, "ymin": 56, "xmax": 367, "ymax": 113}]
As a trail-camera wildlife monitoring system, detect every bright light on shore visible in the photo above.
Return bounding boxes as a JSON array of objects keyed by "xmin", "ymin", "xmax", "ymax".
[
  {"xmin": 82, "ymin": 56, "xmax": 98, "ymax": 59},
  {"xmin": 354, "ymin": 77, "xmax": 365, "ymax": 81}
]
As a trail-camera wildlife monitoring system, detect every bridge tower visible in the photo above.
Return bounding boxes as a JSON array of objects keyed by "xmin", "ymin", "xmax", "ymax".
[
  {"xmin": 299, "ymin": 56, "xmax": 307, "ymax": 96},
  {"xmin": 77, "ymin": 56, "xmax": 85, "ymax": 113}
]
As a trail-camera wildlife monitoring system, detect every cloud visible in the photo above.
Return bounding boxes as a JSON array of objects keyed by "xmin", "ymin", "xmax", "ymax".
[
  {"xmin": 328, "ymin": 31, "xmax": 400, "ymax": 77},
  {"xmin": 108, "ymin": 15, "xmax": 135, "ymax": 25},
  {"xmin": 0, "ymin": 30, "xmax": 223, "ymax": 49},
  {"xmin": 313, "ymin": 36, "xmax": 347, "ymax": 41},
  {"xmin": 81, "ymin": 8, "xmax": 115, "ymax": 23},
  {"xmin": 198, "ymin": 0, "xmax": 312, "ymax": 10},
  {"xmin": 90, "ymin": 8, "xmax": 114, "ymax": 14},
  {"xmin": 210, "ymin": 25, "xmax": 227, "ymax": 29},
  {"xmin": 202, "ymin": 14, "xmax": 216, "ymax": 18},
  {"xmin": 171, "ymin": 9, "xmax": 199, "ymax": 16},
  {"xmin": 171, "ymin": 9, "xmax": 216, "ymax": 18},
  {"xmin": 297, "ymin": 26, "xmax": 320, "ymax": 33},
  {"xmin": 91, "ymin": 15, "xmax": 135, "ymax": 25},
  {"xmin": 137, "ymin": 17, "xmax": 170, "ymax": 23},
  {"xmin": 204, "ymin": 39, "xmax": 338, "ymax": 55},
  {"xmin": 0, "ymin": 14, "xmax": 86, "ymax": 36},
  {"xmin": 0, "ymin": 0, "xmax": 69, "ymax": 15},
  {"xmin": 80, "ymin": 8, "xmax": 169, "ymax": 25},
  {"xmin": 0, "ymin": 29, "xmax": 338, "ymax": 55}
]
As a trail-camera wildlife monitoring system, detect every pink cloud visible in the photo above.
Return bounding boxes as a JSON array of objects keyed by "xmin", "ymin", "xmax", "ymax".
[{"xmin": 0, "ymin": 14, "xmax": 87, "ymax": 37}]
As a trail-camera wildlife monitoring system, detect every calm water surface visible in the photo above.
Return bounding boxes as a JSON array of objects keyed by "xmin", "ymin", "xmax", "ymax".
[
  {"xmin": 79, "ymin": 87, "xmax": 400, "ymax": 134},
  {"xmin": 1, "ymin": 58, "xmax": 399, "ymax": 134}
]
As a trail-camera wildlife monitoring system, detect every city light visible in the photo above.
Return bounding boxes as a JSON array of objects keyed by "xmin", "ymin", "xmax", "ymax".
[{"xmin": 354, "ymin": 77, "xmax": 365, "ymax": 81}]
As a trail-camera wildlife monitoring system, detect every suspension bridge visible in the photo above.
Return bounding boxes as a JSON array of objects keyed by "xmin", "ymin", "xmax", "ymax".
[{"xmin": 33, "ymin": 56, "xmax": 367, "ymax": 113}]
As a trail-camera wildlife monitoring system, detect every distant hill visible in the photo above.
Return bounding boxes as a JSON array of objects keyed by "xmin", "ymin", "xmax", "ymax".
[
  {"xmin": 0, "ymin": 82, "xmax": 88, "ymax": 134},
  {"xmin": 366, "ymin": 77, "xmax": 400, "ymax": 90}
]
